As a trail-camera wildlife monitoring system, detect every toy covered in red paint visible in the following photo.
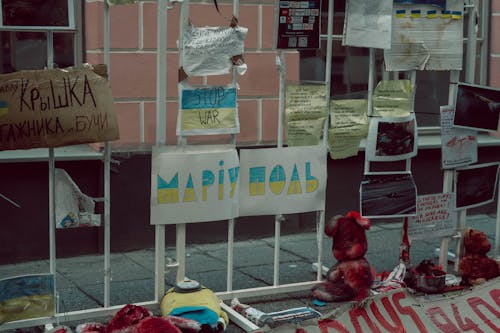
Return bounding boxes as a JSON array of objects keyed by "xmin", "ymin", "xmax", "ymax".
[
  {"xmin": 312, "ymin": 211, "xmax": 375, "ymax": 303},
  {"xmin": 458, "ymin": 228, "xmax": 499, "ymax": 286}
]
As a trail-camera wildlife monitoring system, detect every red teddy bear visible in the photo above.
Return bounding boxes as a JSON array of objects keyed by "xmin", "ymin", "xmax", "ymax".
[
  {"xmin": 458, "ymin": 228, "xmax": 499, "ymax": 286},
  {"xmin": 312, "ymin": 211, "xmax": 375, "ymax": 303}
]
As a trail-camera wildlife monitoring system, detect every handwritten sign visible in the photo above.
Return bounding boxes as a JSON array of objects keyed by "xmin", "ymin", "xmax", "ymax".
[
  {"xmin": 150, "ymin": 145, "xmax": 240, "ymax": 224},
  {"xmin": 177, "ymin": 84, "xmax": 239, "ymax": 135},
  {"xmin": 182, "ymin": 25, "xmax": 248, "ymax": 76},
  {"xmin": 408, "ymin": 193, "xmax": 457, "ymax": 240},
  {"xmin": 239, "ymin": 146, "xmax": 327, "ymax": 216},
  {"xmin": 440, "ymin": 105, "xmax": 477, "ymax": 169},
  {"xmin": 0, "ymin": 65, "xmax": 119, "ymax": 151}
]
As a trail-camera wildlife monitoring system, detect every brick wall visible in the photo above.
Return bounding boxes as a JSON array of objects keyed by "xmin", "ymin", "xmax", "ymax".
[{"xmin": 85, "ymin": 0, "xmax": 299, "ymax": 147}]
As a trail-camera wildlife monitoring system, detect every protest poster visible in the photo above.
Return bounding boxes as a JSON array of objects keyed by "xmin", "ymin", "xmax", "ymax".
[
  {"xmin": 275, "ymin": 0, "xmax": 321, "ymax": 49},
  {"xmin": 360, "ymin": 172, "xmax": 417, "ymax": 218},
  {"xmin": 454, "ymin": 162, "xmax": 500, "ymax": 210},
  {"xmin": 366, "ymin": 114, "xmax": 417, "ymax": 162},
  {"xmin": 384, "ymin": 0, "xmax": 463, "ymax": 71},
  {"xmin": 239, "ymin": 145, "xmax": 327, "ymax": 216},
  {"xmin": 55, "ymin": 168, "xmax": 100, "ymax": 229},
  {"xmin": 0, "ymin": 274, "xmax": 55, "ymax": 324},
  {"xmin": 286, "ymin": 117, "xmax": 326, "ymax": 147},
  {"xmin": 393, "ymin": 0, "xmax": 446, "ymax": 10},
  {"xmin": 453, "ymin": 83, "xmax": 500, "ymax": 133},
  {"xmin": 372, "ymin": 80, "xmax": 414, "ymax": 117},
  {"xmin": 177, "ymin": 83, "xmax": 239, "ymax": 136},
  {"xmin": 0, "ymin": 65, "xmax": 119, "ymax": 151},
  {"xmin": 440, "ymin": 105, "xmax": 477, "ymax": 169},
  {"xmin": 285, "ymin": 84, "xmax": 328, "ymax": 146},
  {"xmin": 182, "ymin": 25, "xmax": 247, "ymax": 76},
  {"xmin": 256, "ymin": 278, "xmax": 500, "ymax": 333},
  {"xmin": 343, "ymin": 0, "xmax": 392, "ymax": 49},
  {"xmin": 150, "ymin": 145, "xmax": 239, "ymax": 224},
  {"xmin": 408, "ymin": 193, "xmax": 457, "ymax": 241},
  {"xmin": 329, "ymin": 99, "xmax": 368, "ymax": 159}
]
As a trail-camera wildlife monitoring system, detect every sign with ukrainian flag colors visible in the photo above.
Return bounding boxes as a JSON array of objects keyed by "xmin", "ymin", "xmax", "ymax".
[
  {"xmin": 0, "ymin": 274, "xmax": 55, "ymax": 324},
  {"xmin": 177, "ymin": 83, "xmax": 239, "ymax": 136},
  {"xmin": 150, "ymin": 145, "xmax": 239, "ymax": 224},
  {"xmin": 239, "ymin": 146, "xmax": 327, "ymax": 216}
]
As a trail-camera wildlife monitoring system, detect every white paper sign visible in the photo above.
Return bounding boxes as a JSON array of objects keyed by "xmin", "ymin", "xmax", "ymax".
[
  {"xmin": 150, "ymin": 145, "xmax": 240, "ymax": 224},
  {"xmin": 408, "ymin": 193, "xmax": 457, "ymax": 240},
  {"xmin": 239, "ymin": 146, "xmax": 327, "ymax": 216},
  {"xmin": 384, "ymin": 1, "xmax": 463, "ymax": 71},
  {"xmin": 182, "ymin": 25, "xmax": 248, "ymax": 76},
  {"xmin": 343, "ymin": 0, "xmax": 393, "ymax": 49},
  {"xmin": 440, "ymin": 105, "xmax": 477, "ymax": 169}
]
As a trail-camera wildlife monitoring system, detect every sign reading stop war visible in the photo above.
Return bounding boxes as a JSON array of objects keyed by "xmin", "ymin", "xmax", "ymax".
[{"xmin": 0, "ymin": 65, "xmax": 120, "ymax": 151}]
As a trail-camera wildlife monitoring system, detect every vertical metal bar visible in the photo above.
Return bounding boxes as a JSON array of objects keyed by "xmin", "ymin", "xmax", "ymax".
[
  {"xmin": 364, "ymin": 48, "xmax": 376, "ymax": 174},
  {"xmin": 465, "ymin": 3, "xmax": 477, "ymax": 84},
  {"xmin": 103, "ymin": 1, "xmax": 112, "ymax": 309},
  {"xmin": 478, "ymin": 0, "xmax": 489, "ymax": 85},
  {"xmin": 155, "ymin": 0, "xmax": 168, "ymax": 301}
]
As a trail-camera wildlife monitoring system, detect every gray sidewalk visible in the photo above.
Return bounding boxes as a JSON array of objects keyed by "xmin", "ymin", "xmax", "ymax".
[{"xmin": 1, "ymin": 214, "xmax": 498, "ymax": 332}]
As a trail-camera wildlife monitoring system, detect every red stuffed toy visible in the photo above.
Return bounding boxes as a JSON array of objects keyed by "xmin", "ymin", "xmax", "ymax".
[
  {"xmin": 312, "ymin": 211, "xmax": 375, "ymax": 303},
  {"xmin": 458, "ymin": 228, "xmax": 499, "ymax": 286}
]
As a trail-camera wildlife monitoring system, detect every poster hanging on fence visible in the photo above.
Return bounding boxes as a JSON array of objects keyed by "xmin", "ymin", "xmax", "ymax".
[
  {"xmin": 0, "ymin": 274, "xmax": 55, "ymax": 324},
  {"xmin": 239, "ymin": 145, "xmax": 327, "ymax": 216},
  {"xmin": 55, "ymin": 168, "xmax": 100, "ymax": 229},
  {"xmin": 275, "ymin": 0, "xmax": 321, "ymax": 49},
  {"xmin": 453, "ymin": 83, "xmax": 500, "ymax": 133},
  {"xmin": 177, "ymin": 83, "xmax": 239, "ymax": 136},
  {"xmin": 384, "ymin": 0, "xmax": 463, "ymax": 71},
  {"xmin": 372, "ymin": 80, "xmax": 414, "ymax": 117},
  {"xmin": 285, "ymin": 84, "xmax": 328, "ymax": 146},
  {"xmin": 150, "ymin": 145, "xmax": 240, "ymax": 224},
  {"xmin": 343, "ymin": 0, "xmax": 392, "ymax": 49},
  {"xmin": 408, "ymin": 193, "xmax": 457, "ymax": 240},
  {"xmin": 454, "ymin": 162, "xmax": 500, "ymax": 210},
  {"xmin": 258, "ymin": 278, "xmax": 500, "ymax": 333},
  {"xmin": 182, "ymin": 25, "xmax": 248, "ymax": 76},
  {"xmin": 0, "ymin": 65, "xmax": 119, "ymax": 151},
  {"xmin": 328, "ymin": 99, "xmax": 368, "ymax": 159},
  {"xmin": 365, "ymin": 114, "xmax": 418, "ymax": 162},
  {"xmin": 360, "ymin": 172, "xmax": 417, "ymax": 218},
  {"xmin": 440, "ymin": 105, "xmax": 477, "ymax": 169}
]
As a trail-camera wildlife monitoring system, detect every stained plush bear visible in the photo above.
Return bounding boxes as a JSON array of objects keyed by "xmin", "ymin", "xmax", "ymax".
[
  {"xmin": 458, "ymin": 228, "xmax": 499, "ymax": 286},
  {"xmin": 312, "ymin": 211, "xmax": 375, "ymax": 303}
]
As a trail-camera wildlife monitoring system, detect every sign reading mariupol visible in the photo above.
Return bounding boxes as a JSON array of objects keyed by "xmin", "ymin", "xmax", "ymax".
[
  {"xmin": 0, "ymin": 65, "xmax": 119, "ymax": 150},
  {"xmin": 150, "ymin": 145, "xmax": 240, "ymax": 224}
]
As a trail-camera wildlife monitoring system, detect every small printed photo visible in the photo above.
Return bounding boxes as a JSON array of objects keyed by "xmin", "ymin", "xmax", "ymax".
[
  {"xmin": 454, "ymin": 83, "xmax": 500, "ymax": 132},
  {"xmin": 366, "ymin": 115, "xmax": 417, "ymax": 162},
  {"xmin": 360, "ymin": 172, "xmax": 417, "ymax": 218},
  {"xmin": 455, "ymin": 162, "xmax": 499, "ymax": 210}
]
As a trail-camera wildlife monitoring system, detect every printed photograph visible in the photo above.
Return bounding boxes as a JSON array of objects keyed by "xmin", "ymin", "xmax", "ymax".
[
  {"xmin": 454, "ymin": 83, "xmax": 500, "ymax": 132},
  {"xmin": 360, "ymin": 172, "xmax": 417, "ymax": 218},
  {"xmin": 455, "ymin": 162, "xmax": 499, "ymax": 210},
  {"xmin": 366, "ymin": 115, "xmax": 417, "ymax": 161}
]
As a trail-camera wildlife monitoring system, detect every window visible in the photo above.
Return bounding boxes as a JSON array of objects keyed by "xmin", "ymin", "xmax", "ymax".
[
  {"xmin": 0, "ymin": 0, "xmax": 82, "ymax": 73},
  {"xmin": 299, "ymin": 1, "xmax": 490, "ymax": 130}
]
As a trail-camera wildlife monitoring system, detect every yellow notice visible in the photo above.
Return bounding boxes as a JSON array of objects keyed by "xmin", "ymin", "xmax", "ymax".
[
  {"xmin": 329, "ymin": 99, "xmax": 368, "ymax": 159},
  {"xmin": 372, "ymin": 80, "xmax": 414, "ymax": 117},
  {"xmin": 181, "ymin": 108, "xmax": 236, "ymax": 131},
  {"xmin": 286, "ymin": 84, "xmax": 328, "ymax": 121},
  {"xmin": 286, "ymin": 117, "xmax": 326, "ymax": 147}
]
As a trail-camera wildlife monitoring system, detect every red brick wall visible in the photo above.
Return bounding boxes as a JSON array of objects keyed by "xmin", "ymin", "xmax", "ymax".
[{"xmin": 85, "ymin": 0, "xmax": 299, "ymax": 147}]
